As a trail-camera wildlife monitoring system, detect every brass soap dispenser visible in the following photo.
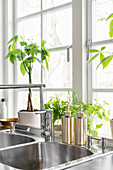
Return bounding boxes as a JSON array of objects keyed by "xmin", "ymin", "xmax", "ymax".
[
  {"xmin": 74, "ymin": 105, "xmax": 87, "ymax": 146},
  {"xmin": 62, "ymin": 104, "xmax": 74, "ymax": 144}
]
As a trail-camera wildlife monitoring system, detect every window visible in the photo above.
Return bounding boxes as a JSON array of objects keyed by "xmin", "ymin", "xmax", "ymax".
[
  {"xmin": 88, "ymin": 0, "xmax": 113, "ymax": 137},
  {"xmin": 12, "ymin": 0, "xmax": 72, "ymax": 113}
]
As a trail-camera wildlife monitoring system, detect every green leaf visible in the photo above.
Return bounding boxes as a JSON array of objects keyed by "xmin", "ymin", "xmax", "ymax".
[
  {"xmin": 41, "ymin": 40, "xmax": 46, "ymax": 46},
  {"xmin": 24, "ymin": 57, "xmax": 36, "ymax": 63},
  {"xmin": 105, "ymin": 116, "xmax": 109, "ymax": 121},
  {"xmin": 17, "ymin": 50, "xmax": 26, "ymax": 61},
  {"xmin": 5, "ymin": 53, "xmax": 11, "ymax": 59},
  {"xmin": 108, "ymin": 110, "xmax": 111, "ymax": 116},
  {"xmin": 96, "ymin": 124, "xmax": 103, "ymax": 129},
  {"xmin": 20, "ymin": 41, "xmax": 27, "ymax": 46},
  {"xmin": 8, "ymin": 45, "xmax": 11, "ymax": 52},
  {"xmin": 45, "ymin": 58, "xmax": 49, "ymax": 71},
  {"xmin": 9, "ymin": 55, "xmax": 16, "ymax": 64},
  {"xmin": 107, "ymin": 13, "xmax": 113, "ymax": 21},
  {"xmin": 101, "ymin": 46, "xmax": 106, "ymax": 51},
  {"xmin": 88, "ymin": 53, "xmax": 99, "ymax": 64},
  {"xmin": 100, "ymin": 52, "xmax": 105, "ymax": 61},
  {"xmin": 110, "ymin": 20, "xmax": 113, "ymax": 28},
  {"xmin": 109, "ymin": 28, "xmax": 113, "ymax": 38},
  {"xmin": 97, "ymin": 55, "xmax": 113, "ymax": 69},
  {"xmin": 98, "ymin": 114, "xmax": 103, "ymax": 119},
  {"xmin": 103, "ymin": 55, "xmax": 113, "ymax": 69},
  {"xmin": 86, "ymin": 49, "xmax": 99, "ymax": 53},
  {"xmin": 8, "ymin": 35, "xmax": 19, "ymax": 44},
  {"xmin": 34, "ymin": 57, "xmax": 45, "ymax": 69},
  {"xmin": 96, "ymin": 56, "xmax": 110, "ymax": 69},
  {"xmin": 41, "ymin": 53, "xmax": 46, "ymax": 60},
  {"xmin": 20, "ymin": 62, "xmax": 26, "ymax": 76}
]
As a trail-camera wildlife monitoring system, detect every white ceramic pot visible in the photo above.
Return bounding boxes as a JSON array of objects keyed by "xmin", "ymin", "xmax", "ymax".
[{"xmin": 18, "ymin": 110, "xmax": 46, "ymax": 128}]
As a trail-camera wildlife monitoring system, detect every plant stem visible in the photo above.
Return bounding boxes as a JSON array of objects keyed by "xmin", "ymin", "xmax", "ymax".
[{"xmin": 27, "ymin": 67, "xmax": 33, "ymax": 111}]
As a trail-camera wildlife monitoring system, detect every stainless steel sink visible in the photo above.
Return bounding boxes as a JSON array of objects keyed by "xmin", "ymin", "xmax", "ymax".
[
  {"xmin": 0, "ymin": 142, "xmax": 93, "ymax": 170},
  {"xmin": 0, "ymin": 133, "xmax": 35, "ymax": 148}
]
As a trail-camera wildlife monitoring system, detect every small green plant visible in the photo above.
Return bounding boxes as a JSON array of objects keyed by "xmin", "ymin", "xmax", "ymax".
[
  {"xmin": 44, "ymin": 92, "xmax": 110, "ymax": 136},
  {"xmin": 83, "ymin": 99, "xmax": 110, "ymax": 136},
  {"xmin": 44, "ymin": 97, "xmax": 68, "ymax": 124},
  {"xmin": 6, "ymin": 35, "xmax": 50, "ymax": 111}
]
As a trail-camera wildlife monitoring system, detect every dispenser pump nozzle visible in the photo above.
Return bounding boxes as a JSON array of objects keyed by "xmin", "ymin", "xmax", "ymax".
[
  {"xmin": 77, "ymin": 105, "xmax": 84, "ymax": 118},
  {"xmin": 65, "ymin": 104, "xmax": 71, "ymax": 117}
]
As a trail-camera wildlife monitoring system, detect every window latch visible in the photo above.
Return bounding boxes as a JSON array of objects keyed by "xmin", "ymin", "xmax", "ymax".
[
  {"xmin": 67, "ymin": 45, "xmax": 72, "ymax": 62},
  {"xmin": 86, "ymin": 40, "xmax": 92, "ymax": 61}
]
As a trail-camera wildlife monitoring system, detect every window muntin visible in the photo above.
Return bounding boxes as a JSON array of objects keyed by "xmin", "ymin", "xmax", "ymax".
[
  {"xmin": 44, "ymin": 91, "xmax": 71, "ymax": 103},
  {"xmin": 42, "ymin": 0, "xmax": 71, "ymax": 10}
]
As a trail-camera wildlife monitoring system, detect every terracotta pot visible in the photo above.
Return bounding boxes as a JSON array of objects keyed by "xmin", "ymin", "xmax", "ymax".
[{"xmin": 18, "ymin": 110, "xmax": 46, "ymax": 128}]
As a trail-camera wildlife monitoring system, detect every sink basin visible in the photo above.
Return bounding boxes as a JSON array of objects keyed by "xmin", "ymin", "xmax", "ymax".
[
  {"xmin": 0, "ymin": 142, "xmax": 93, "ymax": 169},
  {"xmin": 0, "ymin": 133, "xmax": 35, "ymax": 148}
]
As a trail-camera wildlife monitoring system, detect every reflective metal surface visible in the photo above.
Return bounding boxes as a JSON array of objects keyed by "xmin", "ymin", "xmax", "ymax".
[
  {"xmin": 74, "ymin": 117, "xmax": 87, "ymax": 146},
  {"xmin": 62, "ymin": 117, "xmax": 74, "ymax": 144},
  {"xmin": 0, "ymin": 133, "xmax": 35, "ymax": 148},
  {"xmin": 0, "ymin": 142, "xmax": 93, "ymax": 170}
]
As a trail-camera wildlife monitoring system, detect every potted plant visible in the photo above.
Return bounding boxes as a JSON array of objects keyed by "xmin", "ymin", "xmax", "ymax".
[
  {"xmin": 86, "ymin": 13, "xmax": 113, "ymax": 137},
  {"xmin": 6, "ymin": 35, "xmax": 50, "ymax": 127}
]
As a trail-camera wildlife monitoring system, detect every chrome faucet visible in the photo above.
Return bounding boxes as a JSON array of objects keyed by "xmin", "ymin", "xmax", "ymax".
[
  {"xmin": 88, "ymin": 135, "xmax": 106, "ymax": 152},
  {"xmin": 41, "ymin": 109, "xmax": 53, "ymax": 139}
]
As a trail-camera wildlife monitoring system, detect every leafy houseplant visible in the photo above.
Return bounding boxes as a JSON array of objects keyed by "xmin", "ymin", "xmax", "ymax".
[
  {"xmin": 6, "ymin": 35, "xmax": 50, "ymax": 111},
  {"xmin": 44, "ymin": 92, "xmax": 110, "ymax": 136},
  {"xmin": 44, "ymin": 97, "xmax": 68, "ymax": 125}
]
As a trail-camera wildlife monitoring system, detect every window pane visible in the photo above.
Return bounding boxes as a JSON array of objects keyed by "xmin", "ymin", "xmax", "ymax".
[
  {"xmin": 92, "ymin": 0, "xmax": 113, "ymax": 41},
  {"xmin": 44, "ymin": 91, "xmax": 70, "ymax": 104},
  {"xmin": 44, "ymin": 50, "xmax": 72, "ymax": 88},
  {"xmin": 17, "ymin": 0, "xmax": 41, "ymax": 18},
  {"xmin": 43, "ymin": 0, "xmax": 71, "ymax": 9},
  {"xmin": 43, "ymin": 8, "xmax": 72, "ymax": 48},
  {"xmin": 93, "ymin": 92, "xmax": 112, "ymax": 138},
  {"xmin": 92, "ymin": 44, "xmax": 113, "ymax": 88},
  {"xmin": 17, "ymin": 17, "xmax": 41, "ymax": 43}
]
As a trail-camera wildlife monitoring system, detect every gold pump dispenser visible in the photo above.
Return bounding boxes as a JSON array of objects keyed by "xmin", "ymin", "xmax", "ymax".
[
  {"xmin": 62, "ymin": 104, "xmax": 74, "ymax": 144},
  {"xmin": 74, "ymin": 105, "xmax": 87, "ymax": 146}
]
